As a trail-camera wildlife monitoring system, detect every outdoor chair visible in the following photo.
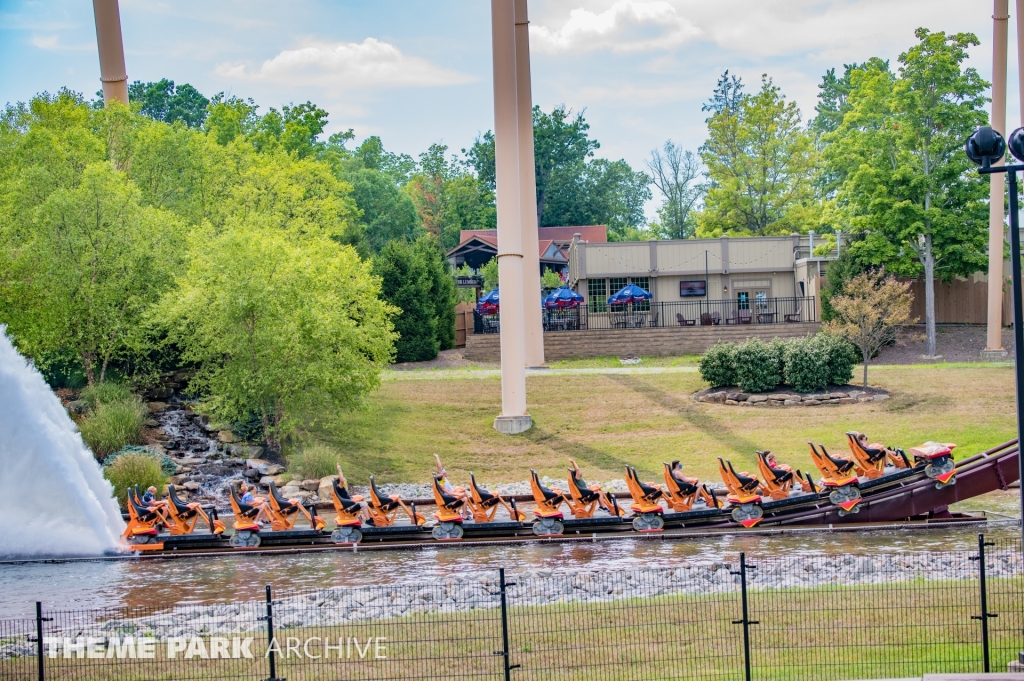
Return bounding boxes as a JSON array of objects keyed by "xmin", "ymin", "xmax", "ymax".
[
  {"xmin": 784, "ymin": 306, "xmax": 802, "ymax": 322},
  {"xmin": 700, "ymin": 313, "xmax": 713, "ymax": 326},
  {"xmin": 676, "ymin": 313, "xmax": 696, "ymax": 326},
  {"xmin": 648, "ymin": 312, "xmax": 659, "ymax": 327},
  {"xmin": 711, "ymin": 312, "xmax": 722, "ymax": 325}
]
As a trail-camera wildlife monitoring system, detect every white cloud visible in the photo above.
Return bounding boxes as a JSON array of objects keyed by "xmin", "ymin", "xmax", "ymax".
[
  {"xmin": 530, "ymin": 1, "xmax": 702, "ymax": 54},
  {"xmin": 28, "ymin": 34, "xmax": 92, "ymax": 52},
  {"xmin": 215, "ymin": 38, "xmax": 474, "ymax": 90}
]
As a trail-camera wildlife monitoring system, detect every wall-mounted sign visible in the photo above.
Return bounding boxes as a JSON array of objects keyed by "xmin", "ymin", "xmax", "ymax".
[
  {"xmin": 455, "ymin": 275, "xmax": 484, "ymax": 288},
  {"xmin": 680, "ymin": 280, "xmax": 707, "ymax": 297}
]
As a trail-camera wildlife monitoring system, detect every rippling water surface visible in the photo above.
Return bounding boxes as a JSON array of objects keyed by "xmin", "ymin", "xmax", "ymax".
[{"xmin": 0, "ymin": 490, "xmax": 1019, "ymax": 619}]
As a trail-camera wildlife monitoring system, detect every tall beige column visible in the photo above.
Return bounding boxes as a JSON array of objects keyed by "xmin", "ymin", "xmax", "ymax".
[
  {"xmin": 491, "ymin": 0, "xmax": 532, "ymax": 434},
  {"xmin": 92, "ymin": 0, "xmax": 129, "ymax": 105},
  {"xmin": 515, "ymin": 0, "xmax": 546, "ymax": 367},
  {"xmin": 985, "ymin": 0, "xmax": 1011, "ymax": 358}
]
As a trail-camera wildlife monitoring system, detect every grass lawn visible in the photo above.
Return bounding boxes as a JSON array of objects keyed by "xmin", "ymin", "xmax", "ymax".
[{"xmin": 299, "ymin": 363, "xmax": 1016, "ymax": 486}]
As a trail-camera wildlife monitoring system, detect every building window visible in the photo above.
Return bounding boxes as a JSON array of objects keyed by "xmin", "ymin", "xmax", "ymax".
[
  {"xmin": 588, "ymin": 279, "xmax": 608, "ymax": 313},
  {"xmin": 609, "ymin": 277, "xmax": 628, "ymax": 295},
  {"xmin": 630, "ymin": 277, "xmax": 650, "ymax": 311}
]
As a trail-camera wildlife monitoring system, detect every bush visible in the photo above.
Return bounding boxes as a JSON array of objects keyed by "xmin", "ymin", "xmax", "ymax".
[
  {"xmin": 103, "ymin": 452, "xmax": 167, "ymax": 508},
  {"xmin": 733, "ymin": 339, "xmax": 781, "ymax": 393},
  {"xmin": 79, "ymin": 395, "xmax": 147, "ymax": 459},
  {"xmin": 767, "ymin": 338, "xmax": 788, "ymax": 380},
  {"xmin": 698, "ymin": 343, "xmax": 737, "ymax": 387},
  {"xmin": 815, "ymin": 333, "xmax": 857, "ymax": 386},
  {"xmin": 81, "ymin": 381, "xmax": 134, "ymax": 410},
  {"xmin": 289, "ymin": 443, "xmax": 341, "ymax": 480},
  {"xmin": 784, "ymin": 337, "xmax": 830, "ymax": 393},
  {"xmin": 105, "ymin": 445, "xmax": 177, "ymax": 474}
]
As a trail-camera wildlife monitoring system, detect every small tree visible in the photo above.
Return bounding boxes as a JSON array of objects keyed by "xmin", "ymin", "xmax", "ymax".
[{"xmin": 824, "ymin": 270, "xmax": 915, "ymax": 388}]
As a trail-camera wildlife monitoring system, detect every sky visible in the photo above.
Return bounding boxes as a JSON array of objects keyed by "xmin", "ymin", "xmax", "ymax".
[{"xmin": 0, "ymin": 0, "xmax": 1015, "ymax": 210}]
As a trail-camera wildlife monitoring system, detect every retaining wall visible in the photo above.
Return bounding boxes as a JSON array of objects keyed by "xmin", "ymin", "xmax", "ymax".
[{"xmin": 464, "ymin": 322, "xmax": 821, "ymax": 361}]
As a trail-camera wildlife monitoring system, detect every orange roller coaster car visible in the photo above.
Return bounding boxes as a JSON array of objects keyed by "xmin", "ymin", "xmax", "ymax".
[
  {"xmin": 430, "ymin": 474, "xmax": 466, "ymax": 540},
  {"xmin": 367, "ymin": 476, "xmax": 426, "ymax": 528},
  {"xmin": 624, "ymin": 466, "xmax": 665, "ymax": 532},
  {"xmin": 717, "ymin": 458, "xmax": 763, "ymax": 527},
  {"xmin": 164, "ymin": 485, "xmax": 225, "ymax": 536},
  {"xmin": 529, "ymin": 470, "xmax": 567, "ymax": 536},
  {"xmin": 264, "ymin": 482, "xmax": 326, "ymax": 532},
  {"xmin": 228, "ymin": 485, "xmax": 263, "ymax": 548},
  {"xmin": 808, "ymin": 443, "xmax": 862, "ymax": 515},
  {"xmin": 662, "ymin": 462, "xmax": 719, "ymax": 512},
  {"xmin": 329, "ymin": 477, "xmax": 365, "ymax": 544},
  {"xmin": 565, "ymin": 462, "xmax": 624, "ymax": 520},
  {"xmin": 755, "ymin": 451, "xmax": 797, "ymax": 501},
  {"xmin": 467, "ymin": 473, "xmax": 525, "ymax": 523},
  {"xmin": 122, "ymin": 486, "xmax": 163, "ymax": 547}
]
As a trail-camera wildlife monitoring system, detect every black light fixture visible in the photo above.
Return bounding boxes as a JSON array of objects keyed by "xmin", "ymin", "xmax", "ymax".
[{"xmin": 966, "ymin": 126, "xmax": 1024, "ymax": 545}]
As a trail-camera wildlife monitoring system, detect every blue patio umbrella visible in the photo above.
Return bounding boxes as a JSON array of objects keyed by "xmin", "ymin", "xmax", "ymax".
[
  {"xmin": 544, "ymin": 286, "xmax": 584, "ymax": 310},
  {"xmin": 476, "ymin": 288, "xmax": 500, "ymax": 315},
  {"xmin": 607, "ymin": 283, "xmax": 652, "ymax": 306}
]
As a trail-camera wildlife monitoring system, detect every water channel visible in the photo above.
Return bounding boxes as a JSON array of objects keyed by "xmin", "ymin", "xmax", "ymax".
[{"xmin": 1, "ymin": 490, "xmax": 1018, "ymax": 619}]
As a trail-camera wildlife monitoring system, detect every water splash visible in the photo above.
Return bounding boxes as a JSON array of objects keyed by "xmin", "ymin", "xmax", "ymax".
[{"xmin": 0, "ymin": 328, "xmax": 125, "ymax": 557}]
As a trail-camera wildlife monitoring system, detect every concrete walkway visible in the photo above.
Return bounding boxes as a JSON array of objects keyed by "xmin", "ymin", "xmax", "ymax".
[{"xmin": 384, "ymin": 365, "xmax": 700, "ymax": 381}]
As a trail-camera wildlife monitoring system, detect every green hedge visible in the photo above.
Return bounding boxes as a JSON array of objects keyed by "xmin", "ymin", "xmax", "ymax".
[{"xmin": 699, "ymin": 334, "xmax": 856, "ymax": 394}]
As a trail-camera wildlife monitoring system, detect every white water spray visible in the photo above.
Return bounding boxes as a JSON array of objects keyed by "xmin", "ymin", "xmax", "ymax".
[{"xmin": 0, "ymin": 328, "xmax": 125, "ymax": 557}]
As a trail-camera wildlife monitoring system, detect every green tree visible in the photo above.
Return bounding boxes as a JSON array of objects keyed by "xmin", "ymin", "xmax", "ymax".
[
  {"xmin": 204, "ymin": 94, "xmax": 259, "ymax": 146},
  {"xmin": 1, "ymin": 162, "xmax": 183, "ymax": 384},
  {"xmin": 698, "ymin": 74, "xmax": 819, "ymax": 236},
  {"xmin": 406, "ymin": 143, "xmax": 496, "ymax": 249},
  {"xmin": 128, "ymin": 79, "xmax": 209, "ymax": 128},
  {"xmin": 354, "ymin": 136, "xmax": 417, "ymax": 185},
  {"xmin": 158, "ymin": 225, "xmax": 395, "ymax": 448},
  {"xmin": 413, "ymin": 236, "xmax": 458, "ymax": 351},
  {"xmin": 373, "ymin": 240, "xmax": 439, "ymax": 362},
  {"xmin": 645, "ymin": 140, "xmax": 703, "ymax": 239},
  {"xmin": 348, "ymin": 169, "xmax": 422, "ymax": 254},
  {"xmin": 467, "ymin": 106, "xmax": 603, "ymax": 226},
  {"xmin": 825, "ymin": 30, "xmax": 989, "ymax": 357},
  {"xmin": 542, "ymin": 158, "xmax": 651, "ymax": 239}
]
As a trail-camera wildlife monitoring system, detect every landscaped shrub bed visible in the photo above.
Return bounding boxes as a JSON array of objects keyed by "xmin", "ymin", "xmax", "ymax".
[{"xmin": 699, "ymin": 334, "xmax": 857, "ymax": 394}]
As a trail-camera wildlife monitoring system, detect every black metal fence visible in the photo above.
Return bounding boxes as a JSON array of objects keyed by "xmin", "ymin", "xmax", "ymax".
[
  {"xmin": 3, "ymin": 537, "xmax": 1021, "ymax": 681},
  {"xmin": 474, "ymin": 297, "xmax": 816, "ymax": 334}
]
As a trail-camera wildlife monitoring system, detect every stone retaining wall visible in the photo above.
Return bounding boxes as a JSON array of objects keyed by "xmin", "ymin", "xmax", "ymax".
[
  {"xmin": 698, "ymin": 388, "xmax": 890, "ymax": 407},
  {"xmin": 464, "ymin": 322, "xmax": 821, "ymax": 361}
]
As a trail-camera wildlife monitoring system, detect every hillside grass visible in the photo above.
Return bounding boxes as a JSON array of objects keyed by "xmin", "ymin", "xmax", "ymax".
[{"xmin": 299, "ymin": 363, "xmax": 1016, "ymax": 486}]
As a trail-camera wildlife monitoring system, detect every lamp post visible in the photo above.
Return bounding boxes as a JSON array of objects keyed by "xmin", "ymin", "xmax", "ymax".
[{"xmin": 966, "ymin": 126, "xmax": 1024, "ymax": 537}]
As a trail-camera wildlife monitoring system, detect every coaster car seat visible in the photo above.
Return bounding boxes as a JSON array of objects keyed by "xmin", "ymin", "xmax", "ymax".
[
  {"xmin": 432, "ymin": 475, "xmax": 465, "ymax": 524},
  {"xmin": 165, "ymin": 485, "xmax": 224, "ymax": 536},
  {"xmin": 529, "ymin": 470, "xmax": 566, "ymax": 520},
  {"xmin": 807, "ymin": 443, "xmax": 858, "ymax": 487},
  {"xmin": 264, "ymin": 482, "xmax": 326, "ymax": 532},
  {"xmin": 228, "ymin": 484, "xmax": 262, "ymax": 533},
  {"xmin": 367, "ymin": 475, "xmax": 426, "ymax": 527},
  {"xmin": 662, "ymin": 462, "xmax": 719, "ymax": 512},
  {"xmin": 122, "ymin": 486, "xmax": 163, "ymax": 544},
  {"xmin": 718, "ymin": 458, "xmax": 762, "ymax": 504},
  {"xmin": 624, "ymin": 466, "xmax": 664, "ymax": 515},
  {"xmin": 467, "ymin": 473, "xmax": 524, "ymax": 522},
  {"xmin": 755, "ymin": 451, "xmax": 796, "ymax": 500},
  {"xmin": 845, "ymin": 432, "xmax": 888, "ymax": 479}
]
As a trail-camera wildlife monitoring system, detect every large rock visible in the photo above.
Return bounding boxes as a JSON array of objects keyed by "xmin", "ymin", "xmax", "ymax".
[
  {"xmin": 318, "ymin": 476, "xmax": 336, "ymax": 500},
  {"xmin": 147, "ymin": 402, "xmax": 169, "ymax": 413},
  {"xmin": 300, "ymin": 479, "xmax": 320, "ymax": 491},
  {"xmin": 747, "ymin": 395, "xmax": 768, "ymax": 403},
  {"xmin": 246, "ymin": 459, "xmax": 285, "ymax": 476},
  {"xmin": 217, "ymin": 431, "xmax": 238, "ymax": 443}
]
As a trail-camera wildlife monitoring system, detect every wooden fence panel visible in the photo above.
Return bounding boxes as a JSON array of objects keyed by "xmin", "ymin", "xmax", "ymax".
[{"xmin": 455, "ymin": 302, "xmax": 474, "ymax": 348}]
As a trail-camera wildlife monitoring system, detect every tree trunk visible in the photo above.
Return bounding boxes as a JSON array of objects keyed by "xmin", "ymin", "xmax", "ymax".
[
  {"xmin": 863, "ymin": 348, "xmax": 870, "ymax": 388},
  {"xmin": 923, "ymin": 234, "xmax": 937, "ymax": 357},
  {"xmin": 82, "ymin": 352, "xmax": 96, "ymax": 386}
]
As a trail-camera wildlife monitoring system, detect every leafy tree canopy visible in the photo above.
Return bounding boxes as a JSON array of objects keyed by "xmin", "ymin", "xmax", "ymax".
[{"xmin": 128, "ymin": 79, "xmax": 209, "ymax": 129}]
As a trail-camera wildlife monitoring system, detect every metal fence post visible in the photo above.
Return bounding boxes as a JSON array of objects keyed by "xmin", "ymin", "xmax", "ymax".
[
  {"xmin": 35, "ymin": 601, "xmax": 44, "ymax": 681},
  {"xmin": 971, "ymin": 533, "xmax": 998, "ymax": 672},
  {"xmin": 264, "ymin": 585, "xmax": 283, "ymax": 681},
  {"xmin": 731, "ymin": 553, "xmax": 759, "ymax": 681},
  {"xmin": 495, "ymin": 568, "xmax": 520, "ymax": 680}
]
